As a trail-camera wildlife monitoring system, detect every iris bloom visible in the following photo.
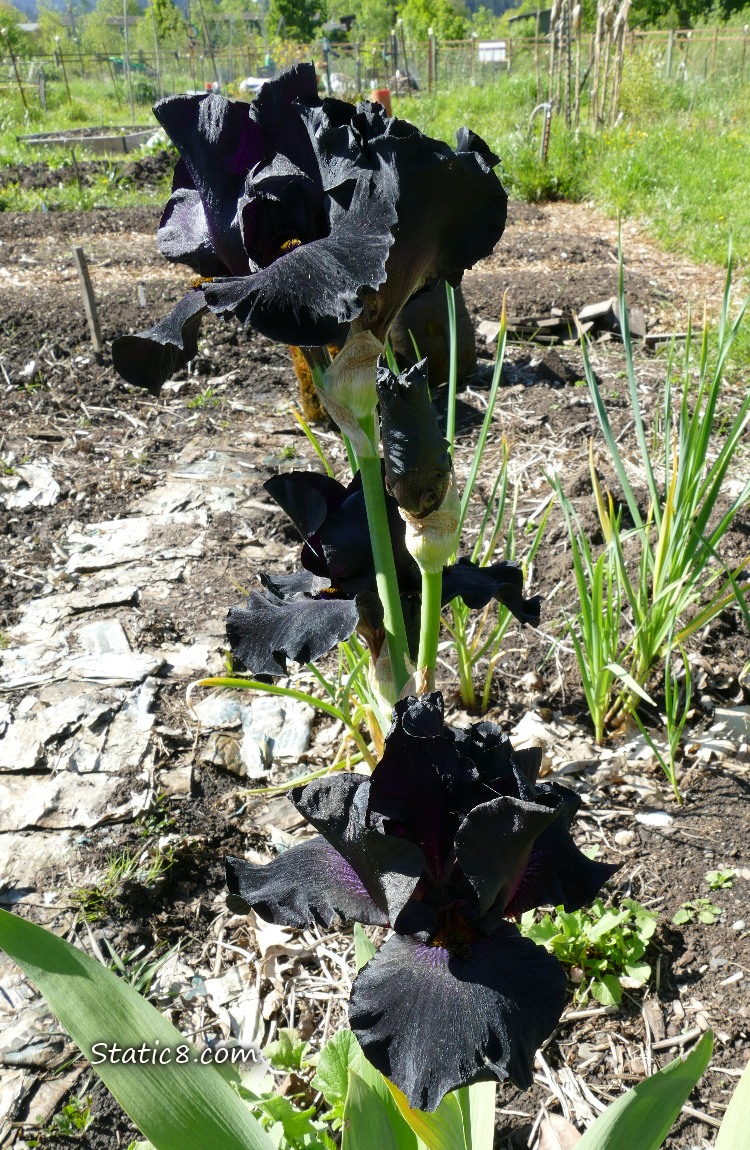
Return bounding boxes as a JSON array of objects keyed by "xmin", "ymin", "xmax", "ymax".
[
  {"xmin": 226, "ymin": 693, "xmax": 617, "ymax": 1110},
  {"xmin": 112, "ymin": 63, "xmax": 507, "ymax": 394},
  {"xmin": 227, "ymin": 470, "xmax": 540, "ymax": 676}
]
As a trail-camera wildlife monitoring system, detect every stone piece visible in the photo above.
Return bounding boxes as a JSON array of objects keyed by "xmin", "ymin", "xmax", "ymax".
[{"xmin": 1, "ymin": 463, "xmax": 60, "ymax": 510}]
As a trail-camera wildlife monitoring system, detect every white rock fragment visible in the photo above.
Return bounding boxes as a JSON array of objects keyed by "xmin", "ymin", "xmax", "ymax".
[
  {"xmin": 0, "ymin": 463, "xmax": 60, "ymax": 510},
  {"xmin": 635, "ymin": 810, "xmax": 674, "ymax": 828}
]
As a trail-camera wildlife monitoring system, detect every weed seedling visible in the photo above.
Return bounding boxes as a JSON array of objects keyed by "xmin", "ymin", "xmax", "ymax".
[
  {"xmin": 673, "ymin": 898, "xmax": 723, "ymax": 925},
  {"xmin": 704, "ymin": 869, "xmax": 735, "ymax": 891},
  {"xmin": 520, "ymin": 897, "xmax": 657, "ymax": 1006}
]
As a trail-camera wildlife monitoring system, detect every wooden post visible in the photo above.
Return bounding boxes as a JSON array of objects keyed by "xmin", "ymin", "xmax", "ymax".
[
  {"xmin": 71, "ymin": 247, "xmax": 103, "ymax": 355},
  {"xmin": 711, "ymin": 25, "xmax": 718, "ymax": 74}
]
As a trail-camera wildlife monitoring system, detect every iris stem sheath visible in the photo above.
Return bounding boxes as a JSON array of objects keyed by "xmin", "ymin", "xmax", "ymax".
[{"xmin": 358, "ymin": 450, "xmax": 411, "ymax": 699}]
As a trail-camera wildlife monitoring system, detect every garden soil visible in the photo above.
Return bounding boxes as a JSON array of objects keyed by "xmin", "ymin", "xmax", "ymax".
[{"xmin": 0, "ymin": 192, "xmax": 748, "ymax": 1150}]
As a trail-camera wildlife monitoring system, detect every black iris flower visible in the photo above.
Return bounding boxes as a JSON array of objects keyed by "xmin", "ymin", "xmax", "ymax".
[
  {"xmin": 112, "ymin": 63, "xmax": 508, "ymax": 394},
  {"xmin": 227, "ymin": 470, "xmax": 540, "ymax": 676},
  {"xmin": 377, "ymin": 358, "xmax": 452, "ymax": 519},
  {"xmin": 226, "ymin": 693, "xmax": 618, "ymax": 1111}
]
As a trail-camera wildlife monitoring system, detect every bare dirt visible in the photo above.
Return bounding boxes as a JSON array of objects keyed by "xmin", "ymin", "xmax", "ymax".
[{"xmin": 0, "ymin": 195, "xmax": 748, "ymax": 1150}]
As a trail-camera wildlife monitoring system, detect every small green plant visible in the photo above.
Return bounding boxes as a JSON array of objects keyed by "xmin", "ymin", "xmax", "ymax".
[
  {"xmin": 29, "ymin": 1094, "xmax": 93, "ymax": 1145},
  {"xmin": 558, "ymin": 256, "xmax": 749, "ymax": 742},
  {"xmin": 186, "ymin": 385, "xmax": 220, "ymax": 410},
  {"xmin": 632, "ymin": 640, "xmax": 693, "ymax": 802},
  {"xmin": 72, "ymin": 846, "xmax": 174, "ymax": 921},
  {"xmin": 520, "ymin": 897, "xmax": 657, "ymax": 1006},
  {"xmin": 673, "ymin": 897, "xmax": 723, "ymax": 926},
  {"xmin": 442, "ymin": 297, "xmax": 550, "ymax": 711},
  {"xmin": 704, "ymin": 868, "xmax": 736, "ymax": 891}
]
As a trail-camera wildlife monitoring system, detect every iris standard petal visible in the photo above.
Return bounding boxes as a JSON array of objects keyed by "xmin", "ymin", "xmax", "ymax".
[
  {"xmin": 349, "ymin": 923, "xmax": 566, "ymax": 1111},
  {"xmin": 154, "ymin": 92, "xmax": 265, "ymax": 275},
  {"xmin": 292, "ymin": 775, "xmax": 425, "ymax": 925},
  {"xmin": 505, "ymin": 784, "xmax": 620, "ymax": 918},
  {"xmin": 111, "ymin": 290, "xmax": 208, "ymax": 395},
  {"xmin": 158, "ymin": 181, "xmax": 230, "ymax": 277},
  {"xmin": 358, "ymin": 128, "xmax": 508, "ymax": 339},
  {"xmin": 225, "ymin": 838, "xmax": 387, "ymax": 928},
  {"xmin": 265, "ymin": 472, "xmax": 348, "ymax": 540},
  {"xmin": 442, "ymin": 557, "xmax": 542, "ymax": 625},
  {"xmin": 203, "ymin": 174, "xmax": 397, "ymax": 346},
  {"xmin": 454, "ymin": 793, "xmax": 563, "ymax": 919},
  {"xmin": 226, "ymin": 589, "xmax": 359, "ymax": 676},
  {"xmin": 377, "ymin": 359, "xmax": 452, "ymax": 519}
]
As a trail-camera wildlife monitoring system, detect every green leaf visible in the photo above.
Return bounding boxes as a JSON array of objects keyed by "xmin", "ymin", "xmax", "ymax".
[
  {"xmin": 576, "ymin": 1031, "xmax": 713, "ymax": 1150},
  {"xmin": 313, "ymin": 1031, "xmax": 363, "ymax": 1119},
  {"xmin": 673, "ymin": 908, "xmax": 691, "ymax": 925},
  {"xmin": 624, "ymin": 963, "xmax": 651, "ymax": 985},
  {"xmin": 715, "ymin": 1055, "xmax": 750, "ymax": 1149},
  {"xmin": 385, "ymin": 1079, "xmax": 467, "ymax": 1150},
  {"xmin": 354, "ymin": 923, "xmax": 377, "ymax": 971},
  {"xmin": 0, "ymin": 908, "xmax": 274, "ymax": 1150},
  {"xmin": 343, "ymin": 1071, "xmax": 400, "ymax": 1150},
  {"xmin": 264, "ymin": 1028, "xmax": 310, "ymax": 1071},
  {"xmin": 455, "ymin": 1082, "xmax": 496, "ymax": 1150},
  {"xmin": 591, "ymin": 975, "xmax": 622, "ymax": 1006},
  {"xmin": 315, "ymin": 1029, "xmax": 419, "ymax": 1149}
]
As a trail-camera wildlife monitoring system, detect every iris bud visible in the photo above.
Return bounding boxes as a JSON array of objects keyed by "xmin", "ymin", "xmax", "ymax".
[
  {"xmin": 377, "ymin": 359, "xmax": 452, "ymax": 519},
  {"xmin": 320, "ymin": 328, "xmax": 382, "ymax": 419},
  {"xmin": 400, "ymin": 471, "xmax": 460, "ymax": 574}
]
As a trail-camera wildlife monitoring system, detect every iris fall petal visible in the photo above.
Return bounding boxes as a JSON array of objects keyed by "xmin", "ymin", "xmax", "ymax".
[{"xmin": 349, "ymin": 923, "xmax": 566, "ymax": 1112}]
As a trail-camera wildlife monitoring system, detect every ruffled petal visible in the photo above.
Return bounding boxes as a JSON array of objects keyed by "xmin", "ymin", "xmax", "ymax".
[
  {"xmin": 157, "ymin": 183, "xmax": 230, "ymax": 277},
  {"xmin": 454, "ymin": 793, "xmax": 563, "ymax": 919},
  {"xmin": 154, "ymin": 92, "xmax": 264, "ymax": 275},
  {"xmin": 111, "ymin": 291, "xmax": 207, "ymax": 395},
  {"xmin": 226, "ymin": 589, "xmax": 359, "ymax": 676},
  {"xmin": 442, "ymin": 557, "xmax": 542, "ymax": 625},
  {"xmin": 505, "ymin": 784, "xmax": 620, "ymax": 917},
  {"xmin": 203, "ymin": 175, "xmax": 397, "ymax": 346},
  {"xmin": 225, "ymin": 838, "xmax": 387, "ymax": 928},
  {"xmin": 349, "ymin": 924, "xmax": 566, "ymax": 1111},
  {"xmin": 292, "ymin": 775, "xmax": 425, "ymax": 925}
]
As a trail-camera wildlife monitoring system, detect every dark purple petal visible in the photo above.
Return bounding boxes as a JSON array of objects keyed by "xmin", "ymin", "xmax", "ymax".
[
  {"xmin": 265, "ymin": 471, "xmax": 349, "ymax": 540},
  {"xmin": 453, "ymin": 723, "xmax": 540, "ymax": 796},
  {"xmin": 454, "ymin": 794, "xmax": 563, "ymax": 920},
  {"xmin": 349, "ymin": 924, "xmax": 566, "ymax": 1111},
  {"xmin": 154, "ymin": 92, "xmax": 264, "ymax": 275},
  {"xmin": 376, "ymin": 358, "xmax": 452, "ymax": 518},
  {"xmin": 505, "ymin": 784, "xmax": 620, "ymax": 918},
  {"xmin": 360, "ymin": 129, "xmax": 508, "ymax": 339},
  {"xmin": 202, "ymin": 175, "xmax": 397, "ymax": 346},
  {"xmin": 157, "ymin": 183, "xmax": 230, "ymax": 277},
  {"xmin": 111, "ymin": 291, "xmax": 207, "ymax": 395},
  {"xmin": 226, "ymin": 589, "xmax": 359, "ymax": 676},
  {"xmin": 292, "ymin": 775, "xmax": 425, "ymax": 925},
  {"xmin": 225, "ymin": 838, "xmax": 387, "ymax": 928},
  {"xmin": 259, "ymin": 569, "xmax": 333, "ymax": 600},
  {"xmin": 442, "ymin": 557, "xmax": 542, "ymax": 626}
]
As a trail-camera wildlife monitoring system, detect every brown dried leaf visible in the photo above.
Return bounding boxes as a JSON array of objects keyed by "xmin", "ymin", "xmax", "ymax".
[{"xmin": 536, "ymin": 1111, "xmax": 582, "ymax": 1149}]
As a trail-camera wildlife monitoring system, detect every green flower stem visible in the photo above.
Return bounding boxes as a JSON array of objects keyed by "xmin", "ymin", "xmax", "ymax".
[
  {"xmin": 357, "ymin": 448, "xmax": 411, "ymax": 699},
  {"xmin": 416, "ymin": 569, "xmax": 443, "ymax": 693}
]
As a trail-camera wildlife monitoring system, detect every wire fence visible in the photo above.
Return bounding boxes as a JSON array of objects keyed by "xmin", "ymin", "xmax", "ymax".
[{"xmin": 2, "ymin": 26, "xmax": 749, "ymax": 119}]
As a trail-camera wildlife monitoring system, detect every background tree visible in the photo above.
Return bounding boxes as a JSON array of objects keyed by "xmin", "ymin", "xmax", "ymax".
[{"xmin": 268, "ymin": 0, "xmax": 326, "ymax": 41}]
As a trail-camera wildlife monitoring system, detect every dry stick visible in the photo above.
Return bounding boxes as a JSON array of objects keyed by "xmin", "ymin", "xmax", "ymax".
[
  {"xmin": 1, "ymin": 27, "xmax": 30, "ymax": 114},
  {"xmin": 150, "ymin": 0, "xmax": 163, "ymax": 98},
  {"xmin": 591, "ymin": 3, "xmax": 603, "ymax": 123},
  {"xmin": 572, "ymin": 3, "xmax": 582, "ymax": 126},
  {"xmin": 71, "ymin": 246, "xmax": 103, "ymax": 356},
  {"xmin": 548, "ymin": 0, "xmax": 557, "ymax": 108}
]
